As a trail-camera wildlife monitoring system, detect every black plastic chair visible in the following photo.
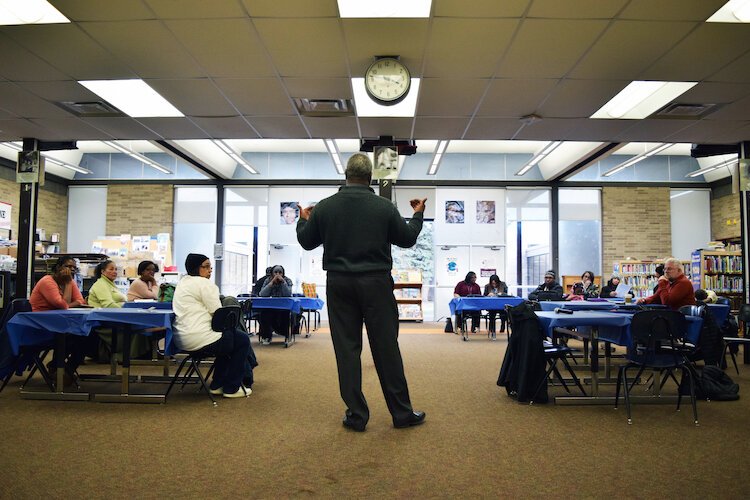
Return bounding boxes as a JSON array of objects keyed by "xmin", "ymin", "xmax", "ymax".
[
  {"xmin": 165, "ymin": 306, "xmax": 242, "ymax": 406},
  {"xmin": 614, "ymin": 310, "xmax": 699, "ymax": 425},
  {"xmin": 722, "ymin": 304, "xmax": 750, "ymax": 375},
  {"xmin": 0, "ymin": 299, "xmax": 55, "ymax": 393}
]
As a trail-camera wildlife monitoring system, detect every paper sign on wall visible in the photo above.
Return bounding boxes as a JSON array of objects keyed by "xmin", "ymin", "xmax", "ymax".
[{"xmin": 0, "ymin": 201, "xmax": 11, "ymax": 230}]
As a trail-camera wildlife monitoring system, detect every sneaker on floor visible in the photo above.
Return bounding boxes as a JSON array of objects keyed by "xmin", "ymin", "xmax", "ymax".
[
  {"xmin": 209, "ymin": 386, "xmax": 223, "ymax": 395},
  {"xmin": 223, "ymin": 386, "xmax": 252, "ymax": 398}
]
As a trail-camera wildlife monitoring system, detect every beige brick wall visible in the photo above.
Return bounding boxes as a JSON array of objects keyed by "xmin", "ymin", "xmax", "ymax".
[
  {"xmin": 602, "ymin": 186, "xmax": 672, "ymax": 275},
  {"xmin": 0, "ymin": 176, "xmax": 67, "ymax": 249},
  {"xmin": 710, "ymin": 193, "xmax": 740, "ymax": 241},
  {"xmin": 106, "ymin": 184, "xmax": 174, "ymax": 237}
]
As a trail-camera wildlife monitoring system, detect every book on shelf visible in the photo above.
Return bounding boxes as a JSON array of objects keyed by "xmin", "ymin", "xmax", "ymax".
[
  {"xmin": 393, "ymin": 288, "xmax": 421, "ymax": 299},
  {"xmin": 391, "ymin": 269, "xmax": 422, "ymax": 283},
  {"xmin": 397, "ymin": 303, "xmax": 422, "ymax": 319}
]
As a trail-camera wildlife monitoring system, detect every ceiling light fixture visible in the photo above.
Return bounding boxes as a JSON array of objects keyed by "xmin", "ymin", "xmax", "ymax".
[
  {"xmin": 79, "ymin": 79, "xmax": 184, "ymax": 118},
  {"xmin": 1, "ymin": 142, "xmax": 91, "ymax": 174},
  {"xmin": 337, "ymin": 0, "xmax": 431, "ymax": 18},
  {"xmin": 602, "ymin": 143, "xmax": 675, "ymax": 177},
  {"xmin": 707, "ymin": 0, "xmax": 750, "ymax": 22},
  {"xmin": 591, "ymin": 81, "xmax": 697, "ymax": 119},
  {"xmin": 324, "ymin": 139, "xmax": 344, "ymax": 175},
  {"xmin": 0, "ymin": 0, "xmax": 70, "ymax": 25},
  {"xmin": 213, "ymin": 140, "xmax": 258, "ymax": 174},
  {"xmin": 427, "ymin": 140, "xmax": 449, "ymax": 175},
  {"xmin": 685, "ymin": 158, "xmax": 737, "ymax": 178},
  {"xmin": 102, "ymin": 140, "xmax": 172, "ymax": 174},
  {"xmin": 515, "ymin": 141, "xmax": 562, "ymax": 176}
]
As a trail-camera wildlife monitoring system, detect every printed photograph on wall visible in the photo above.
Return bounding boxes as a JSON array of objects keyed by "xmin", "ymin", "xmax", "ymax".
[
  {"xmin": 372, "ymin": 146, "xmax": 399, "ymax": 180},
  {"xmin": 476, "ymin": 200, "xmax": 496, "ymax": 224},
  {"xmin": 280, "ymin": 201, "xmax": 299, "ymax": 224},
  {"xmin": 445, "ymin": 200, "xmax": 464, "ymax": 224}
]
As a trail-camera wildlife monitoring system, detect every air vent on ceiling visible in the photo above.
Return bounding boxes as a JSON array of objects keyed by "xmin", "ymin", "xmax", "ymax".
[
  {"xmin": 294, "ymin": 98, "xmax": 354, "ymax": 117},
  {"xmin": 652, "ymin": 103, "xmax": 718, "ymax": 119},
  {"xmin": 55, "ymin": 100, "xmax": 124, "ymax": 117}
]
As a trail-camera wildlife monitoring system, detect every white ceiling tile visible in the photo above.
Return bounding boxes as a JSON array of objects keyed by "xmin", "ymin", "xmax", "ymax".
[
  {"xmin": 241, "ymin": 0, "xmax": 338, "ymax": 17},
  {"xmin": 477, "ymin": 79, "xmax": 558, "ymax": 117},
  {"xmin": 569, "ymin": 20, "xmax": 696, "ymax": 80},
  {"xmin": 359, "ymin": 118, "xmax": 414, "ymax": 138},
  {"xmin": 79, "ymin": 21, "xmax": 205, "ymax": 78},
  {"xmin": 80, "ymin": 117, "xmax": 162, "ymax": 140},
  {"xmin": 191, "ymin": 117, "xmax": 261, "ymax": 139},
  {"xmin": 253, "ymin": 19, "xmax": 348, "ymax": 77},
  {"xmin": 137, "ymin": 117, "xmax": 210, "ymax": 139},
  {"xmin": 146, "ymin": 0, "xmax": 247, "ymax": 19},
  {"xmin": 283, "ymin": 78, "xmax": 353, "ymax": 99},
  {"xmin": 498, "ymin": 19, "xmax": 609, "ymax": 79},
  {"xmin": 147, "ymin": 79, "xmax": 237, "ymax": 116},
  {"xmin": 464, "ymin": 118, "xmax": 525, "ymax": 139},
  {"xmin": 214, "ymin": 79, "xmax": 295, "ymax": 115},
  {"xmin": 247, "ymin": 116, "xmax": 309, "ymax": 138},
  {"xmin": 0, "ymin": 34, "xmax": 69, "ymax": 81},
  {"xmin": 434, "ymin": 0, "xmax": 530, "ymax": 17},
  {"xmin": 528, "ymin": 0, "xmax": 628, "ymax": 18},
  {"xmin": 538, "ymin": 79, "xmax": 630, "ymax": 118},
  {"xmin": 301, "ymin": 117, "xmax": 359, "ymax": 138},
  {"xmin": 166, "ymin": 19, "xmax": 276, "ymax": 78},
  {"xmin": 423, "ymin": 18, "xmax": 518, "ymax": 78},
  {"xmin": 413, "ymin": 117, "xmax": 472, "ymax": 139},
  {"xmin": 343, "ymin": 19, "xmax": 428, "ymax": 72},
  {"xmin": 53, "ymin": 0, "xmax": 156, "ymax": 21},
  {"xmin": 619, "ymin": 0, "xmax": 728, "ymax": 21},
  {"xmin": 416, "ymin": 79, "xmax": 488, "ymax": 116},
  {"xmin": 0, "ymin": 83, "xmax": 71, "ymax": 118},
  {"xmin": 28, "ymin": 117, "xmax": 106, "ymax": 140}
]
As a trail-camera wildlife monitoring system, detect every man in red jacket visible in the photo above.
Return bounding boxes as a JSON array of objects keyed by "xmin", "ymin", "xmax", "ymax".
[{"xmin": 637, "ymin": 257, "xmax": 696, "ymax": 310}]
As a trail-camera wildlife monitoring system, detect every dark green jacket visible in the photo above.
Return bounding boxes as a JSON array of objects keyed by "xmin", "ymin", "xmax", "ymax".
[{"xmin": 296, "ymin": 185, "xmax": 423, "ymax": 273}]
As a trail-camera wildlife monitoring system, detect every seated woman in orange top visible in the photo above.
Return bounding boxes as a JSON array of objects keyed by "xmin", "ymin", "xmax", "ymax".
[
  {"xmin": 29, "ymin": 255, "xmax": 86, "ymax": 311},
  {"xmin": 28, "ymin": 255, "xmax": 88, "ymax": 383}
]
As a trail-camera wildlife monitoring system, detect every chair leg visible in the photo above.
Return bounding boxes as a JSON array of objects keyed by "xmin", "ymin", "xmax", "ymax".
[
  {"xmin": 615, "ymin": 365, "xmax": 624, "ymax": 409},
  {"xmin": 530, "ymin": 362, "xmax": 556, "ymax": 404},
  {"xmin": 729, "ymin": 346, "xmax": 740, "ymax": 375},
  {"xmin": 682, "ymin": 365, "xmax": 699, "ymax": 425},
  {"xmin": 629, "ymin": 365, "xmax": 647, "ymax": 393},
  {"xmin": 549, "ymin": 362, "xmax": 571, "ymax": 393},
  {"xmin": 623, "ymin": 366, "xmax": 633, "ymax": 424},
  {"xmin": 560, "ymin": 355, "xmax": 586, "ymax": 396},
  {"xmin": 189, "ymin": 359, "xmax": 217, "ymax": 405},
  {"xmin": 165, "ymin": 356, "xmax": 191, "ymax": 398}
]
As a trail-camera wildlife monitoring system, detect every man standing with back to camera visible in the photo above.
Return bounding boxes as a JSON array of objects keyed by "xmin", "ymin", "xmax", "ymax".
[{"xmin": 296, "ymin": 153, "xmax": 427, "ymax": 432}]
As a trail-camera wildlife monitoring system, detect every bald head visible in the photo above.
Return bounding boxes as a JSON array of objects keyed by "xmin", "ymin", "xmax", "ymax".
[{"xmin": 345, "ymin": 153, "xmax": 372, "ymax": 184}]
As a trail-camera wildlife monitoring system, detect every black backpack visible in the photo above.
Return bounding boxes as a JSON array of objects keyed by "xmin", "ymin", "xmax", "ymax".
[{"xmin": 700, "ymin": 365, "xmax": 740, "ymax": 401}]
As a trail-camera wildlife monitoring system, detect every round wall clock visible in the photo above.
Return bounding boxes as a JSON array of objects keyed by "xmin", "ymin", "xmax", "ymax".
[{"xmin": 364, "ymin": 57, "xmax": 411, "ymax": 105}]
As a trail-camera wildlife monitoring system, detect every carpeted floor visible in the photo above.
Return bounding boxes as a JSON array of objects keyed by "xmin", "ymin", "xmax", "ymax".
[{"xmin": 2, "ymin": 322, "xmax": 749, "ymax": 498}]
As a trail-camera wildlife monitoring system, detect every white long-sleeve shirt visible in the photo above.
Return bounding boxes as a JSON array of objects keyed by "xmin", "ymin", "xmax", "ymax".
[{"xmin": 172, "ymin": 275, "xmax": 223, "ymax": 351}]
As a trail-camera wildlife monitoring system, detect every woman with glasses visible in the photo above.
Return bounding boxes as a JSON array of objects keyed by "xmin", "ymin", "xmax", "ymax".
[
  {"xmin": 127, "ymin": 260, "xmax": 160, "ymax": 301},
  {"xmin": 173, "ymin": 253, "xmax": 254, "ymax": 398}
]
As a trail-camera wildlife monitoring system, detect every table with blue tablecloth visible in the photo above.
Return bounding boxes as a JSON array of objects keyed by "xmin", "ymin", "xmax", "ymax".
[
  {"xmin": 297, "ymin": 297, "xmax": 325, "ymax": 336},
  {"xmin": 538, "ymin": 301, "xmax": 618, "ymax": 312},
  {"xmin": 246, "ymin": 297, "xmax": 309, "ymax": 346},
  {"xmin": 449, "ymin": 296, "xmax": 525, "ymax": 341},
  {"xmin": 7, "ymin": 308, "xmax": 174, "ymax": 402},
  {"xmin": 123, "ymin": 301, "xmax": 173, "ymax": 310},
  {"xmin": 535, "ymin": 310, "xmax": 703, "ymax": 402}
]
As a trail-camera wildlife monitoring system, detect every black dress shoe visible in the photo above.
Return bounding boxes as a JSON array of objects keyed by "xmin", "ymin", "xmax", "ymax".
[
  {"xmin": 342, "ymin": 417, "xmax": 366, "ymax": 432},
  {"xmin": 393, "ymin": 411, "xmax": 426, "ymax": 428}
]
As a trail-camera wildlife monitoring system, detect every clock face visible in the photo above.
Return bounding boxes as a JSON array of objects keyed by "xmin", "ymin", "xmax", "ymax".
[{"xmin": 365, "ymin": 58, "xmax": 411, "ymax": 105}]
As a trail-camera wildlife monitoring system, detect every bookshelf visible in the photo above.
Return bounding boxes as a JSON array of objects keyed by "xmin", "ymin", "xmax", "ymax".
[
  {"xmin": 613, "ymin": 259, "xmax": 691, "ymax": 299},
  {"xmin": 562, "ymin": 275, "xmax": 601, "ymax": 293},
  {"xmin": 690, "ymin": 250, "xmax": 743, "ymax": 311},
  {"xmin": 392, "ymin": 269, "xmax": 423, "ymax": 322}
]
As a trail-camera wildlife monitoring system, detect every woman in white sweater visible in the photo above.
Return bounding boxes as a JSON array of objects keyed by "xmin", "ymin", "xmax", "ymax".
[{"xmin": 173, "ymin": 253, "xmax": 253, "ymax": 398}]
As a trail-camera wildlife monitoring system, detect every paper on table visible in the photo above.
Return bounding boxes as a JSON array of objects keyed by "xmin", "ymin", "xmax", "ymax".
[{"xmin": 614, "ymin": 283, "xmax": 631, "ymax": 297}]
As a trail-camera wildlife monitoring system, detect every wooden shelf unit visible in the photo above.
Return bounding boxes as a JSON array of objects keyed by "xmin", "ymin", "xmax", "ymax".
[
  {"xmin": 613, "ymin": 259, "xmax": 691, "ymax": 299},
  {"xmin": 561, "ymin": 275, "xmax": 602, "ymax": 294},
  {"xmin": 392, "ymin": 269, "xmax": 423, "ymax": 322},
  {"xmin": 690, "ymin": 249, "xmax": 743, "ymax": 310}
]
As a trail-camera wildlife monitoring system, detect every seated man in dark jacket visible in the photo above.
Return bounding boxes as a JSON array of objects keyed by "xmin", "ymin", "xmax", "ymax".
[
  {"xmin": 528, "ymin": 270, "xmax": 564, "ymax": 301},
  {"xmin": 258, "ymin": 265, "xmax": 294, "ymax": 344}
]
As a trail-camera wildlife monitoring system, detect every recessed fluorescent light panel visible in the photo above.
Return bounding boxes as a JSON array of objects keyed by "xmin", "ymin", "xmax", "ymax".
[
  {"xmin": 707, "ymin": 0, "xmax": 750, "ymax": 22},
  {"xmin": 79, "ymin": 80, "xmax": 184, "ymax": 118},
  {"xmin": 213, "ymin": 140, "xmax": 258, "ymax": 174},
  {"xmin": 102, "ymin": 140, "xmax": 172, "ymax": 174},
  {"xmin": 602, "ymin": 143, "xmax": 675, "ymax": 177},
  {"xmin": 427, "ymin": 140, "xmax": 449, "ymax": 175},
  {"xmin": 352, "ymin": 78, "xmax": 420, "ymax": 117},
  {"xmin": 337, "ymin": 0, "xmax": 431, "ymax": 18},
  {"xmin": 0, "ymin": 0, "xmax": 70, "ymax": 25},
  {"xmin": 591, "ymin": 81, "xmax": 697, "ymax": 119},
  {"xmin": 686, "ymin": 158, "xmax": 737, "ymax": 178},
  {"xmin": 515, "ymin": 141, "xmax": 562, "ymax": 176},
  {"xmin": 324, "ymin": 139, "xmax": 344, "ymax": 175}
]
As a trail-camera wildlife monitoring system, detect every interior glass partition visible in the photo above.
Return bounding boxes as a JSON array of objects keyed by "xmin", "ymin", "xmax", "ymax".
[
  {"xmin": 223, "ymin": 187, "xmax": 269, "ymax": 296},
  {"xmin": 558, "ymin": 188, "xmax": 602, "ymax": 285},
  {"xmin": 505, "ymin": 189, "xmax": 551, "ymax": 298},
  {"xmin": 173, "ymin": 186, "xmax": 217, "ymax": 280}
]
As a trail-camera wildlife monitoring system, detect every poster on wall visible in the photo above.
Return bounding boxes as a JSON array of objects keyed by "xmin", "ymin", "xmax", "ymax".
[
  {"xmin": 480, "ymin": 268, "xmax": 496, "ymax": 278},
  {"xmin": 445, "ymin": 201, "xmax": 464, "ymax": 223},
  {"xmin": 372, "ymin": 146, "xmax": 399, "ymax": 180},
  {"xmin": 476, "ymin": 201, "xmax": 495, "ymax": 224},
  {"xmin": 446, "ymin": 256, "xmax": 458, "ymax": 276},
  {"xmin": 280, "ymin": 201, "xmax": 300, "ymax": 224},
  {"xmin": 0, "ymin": 201, "xmax": 11, "ymax": 231}
]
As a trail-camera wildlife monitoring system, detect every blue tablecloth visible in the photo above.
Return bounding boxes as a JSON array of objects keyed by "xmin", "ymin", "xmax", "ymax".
[
  {"xmin": 538, "ymin": 301, "xmax": 617, "ymax": 311},
  {"xmin": 298, "ymin": 297, "xmax": 325, "ymax": 310},
  {"xmin": 7, "ymin": 308, "xmax": 176, "ymax": 355},
  {"xmin": 251, "ymin": 297, "xmax": 303, "ymax": 314},
  {"xmin": 449, "ymin": 297, "xmax": 524, "ymax": 315},
  {"xmin": 535, "ymin": 310, "xmax": 702, "ymax": 347},
  {"xmin": 123, "ymin": 301, "xmax": 173, "ymax": 310}
]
